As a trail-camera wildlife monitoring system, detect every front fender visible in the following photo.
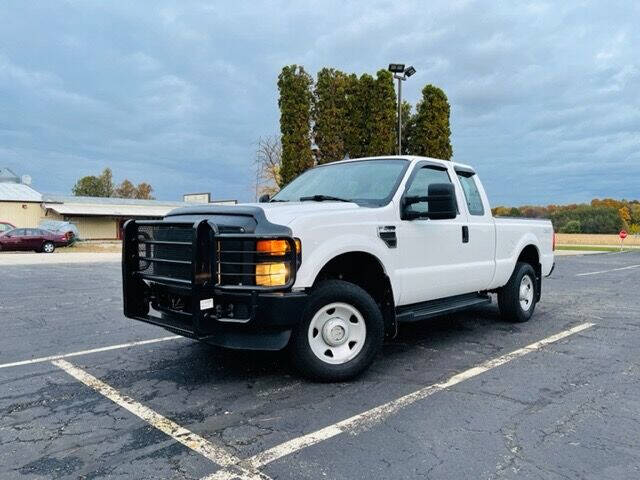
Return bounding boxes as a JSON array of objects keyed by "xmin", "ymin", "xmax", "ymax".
[{"xmin": 293, "ymin": 233, "xmax": 395, "ymax": 291}]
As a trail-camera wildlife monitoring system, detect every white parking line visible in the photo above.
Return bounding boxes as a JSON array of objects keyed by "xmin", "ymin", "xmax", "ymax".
[
  {"xmin": 576, "ymin": 264, "xmax": 640, "ymax": 276},
  {"xmin": 204, "ymin": 322, "xmax": 595, "ymax": 479},
  {"xmin": 0, "ymin": 335, "xmax": 182, "ymax": 370},
  {"xmin": 52, "ymin": 359, "xmax": 270, "ymax": 480}
]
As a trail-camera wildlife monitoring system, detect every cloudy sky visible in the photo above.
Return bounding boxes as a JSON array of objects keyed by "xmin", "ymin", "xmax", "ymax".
[{"xmin": 1, "ymin": 1, "xmax": 638, "ymax": 205}]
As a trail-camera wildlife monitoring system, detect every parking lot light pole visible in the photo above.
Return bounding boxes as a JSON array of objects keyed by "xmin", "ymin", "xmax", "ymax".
[{"xmin": 388, "ymin": 64, "xmax": 416, "ymax": 155}]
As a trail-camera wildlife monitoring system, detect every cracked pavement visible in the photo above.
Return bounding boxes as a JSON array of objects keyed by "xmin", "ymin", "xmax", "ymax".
[{"xmin": 1, "ymin": 252, "xmax": 639, "ymax": 479}]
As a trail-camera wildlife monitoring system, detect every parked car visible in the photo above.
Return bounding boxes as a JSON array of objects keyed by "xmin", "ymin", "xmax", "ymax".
[
  {"xmin": 0, "ymin": 221, "xmax": 15, "ymax": 234},
  {"xmin": 0, "ymin": 228, "xmax": 69, "ymax": 253},
  {"xmin": 122, "ymin": 155, "xmax": 554, "ymax": 381},
  {"xmin": 38, "ymin": 220, "xmax": 79, "ymax": 244}
]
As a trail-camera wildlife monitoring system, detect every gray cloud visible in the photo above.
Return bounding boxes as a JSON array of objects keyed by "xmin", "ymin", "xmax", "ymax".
[{"xmin": 0, "ymin": 0, "xmax": 638, "ymax": 205}]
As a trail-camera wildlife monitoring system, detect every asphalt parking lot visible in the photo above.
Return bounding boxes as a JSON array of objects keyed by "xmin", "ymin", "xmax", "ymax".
[{"xmin": 1, "ymin": 252, "xmax": 639, "ymax": 479}]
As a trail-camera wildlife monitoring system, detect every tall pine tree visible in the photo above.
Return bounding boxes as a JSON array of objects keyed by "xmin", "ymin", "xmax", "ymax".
[
  {"xmin": 313, "ymin": 68, "xmax": 350, "ymax": 164},
  {"xmin": 399, "ymin": 100, "xmax": 415, "ymax": 155},
  {"xmin": 368, "ymin": 69, "xmax": 396, "ymax": 156},
  {"xmin": 278, "ymin": 65, "xmax": 314, "ymax": 185},
  {"xmin": 410, "ymin": 84, "xmax": 453, "ymax": 160}
]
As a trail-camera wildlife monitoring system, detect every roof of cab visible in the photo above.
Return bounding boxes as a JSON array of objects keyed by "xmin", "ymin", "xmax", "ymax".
[{"xmin": 329, "ymin": 155, "xmax": 474, "ymax": 171}]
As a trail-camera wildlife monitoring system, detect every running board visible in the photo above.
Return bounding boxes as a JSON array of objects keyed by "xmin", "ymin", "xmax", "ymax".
[{"xmin": 396, "ymin": 293, "xmax": 491, "ymax": 323}]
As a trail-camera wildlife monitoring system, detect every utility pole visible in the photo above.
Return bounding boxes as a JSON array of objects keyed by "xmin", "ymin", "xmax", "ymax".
[{"xmin": 388, "ymin": 64, "xmax": 416, "ymax": 155}]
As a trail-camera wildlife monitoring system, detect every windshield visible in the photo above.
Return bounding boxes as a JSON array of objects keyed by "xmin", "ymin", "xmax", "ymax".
[{"xmin": 271, "ymin": 159, "xmax": 408, "ymax": 205}]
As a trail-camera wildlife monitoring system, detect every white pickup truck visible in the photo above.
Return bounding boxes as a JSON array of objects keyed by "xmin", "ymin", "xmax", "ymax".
[{"xmin": 123, "ymin": 156, "xmax": 554, "ymax": 381}]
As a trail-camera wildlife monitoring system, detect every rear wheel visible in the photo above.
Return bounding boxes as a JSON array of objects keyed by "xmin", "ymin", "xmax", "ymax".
[
  {"xmin": 290, "ymin": 280, "xmax": 384, "ymax": 382},
  {"xmin": 498, "ymin": 262, "xmax": 537, "ymax": 322},
  {"xmin": 42, "ymin": 242, "xmax": 55, "ymax": 254}
]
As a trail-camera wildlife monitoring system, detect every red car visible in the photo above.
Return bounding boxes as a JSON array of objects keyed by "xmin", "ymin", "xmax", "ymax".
[{"xmin": 0, "ymin": 228, "xmax": 69, "ymax": 253}]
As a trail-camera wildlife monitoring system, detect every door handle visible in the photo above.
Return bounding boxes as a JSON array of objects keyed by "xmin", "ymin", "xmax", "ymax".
[{"xmin": 462, "ymin": 226, "xmax": 469, "ymax": 243}]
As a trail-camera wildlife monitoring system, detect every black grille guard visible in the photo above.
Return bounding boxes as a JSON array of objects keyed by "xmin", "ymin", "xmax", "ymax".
[{"xmin": 122, "ymin": 219, "xmax": 298, "ymax": 338}]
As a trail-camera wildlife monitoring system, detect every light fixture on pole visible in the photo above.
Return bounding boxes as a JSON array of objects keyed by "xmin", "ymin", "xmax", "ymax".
[{"xmin": 388, "ymin": 64, "xmax": 416, "ymax": 155}]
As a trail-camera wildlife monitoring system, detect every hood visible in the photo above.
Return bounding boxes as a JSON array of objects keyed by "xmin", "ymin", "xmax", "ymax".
[
  {"xmin": 251, "ymin": 201, "xmax": 361, "ymax": 225},
  {"xmin": 165, "ymin": 201, "xmax": 361, "ymax": 230}
]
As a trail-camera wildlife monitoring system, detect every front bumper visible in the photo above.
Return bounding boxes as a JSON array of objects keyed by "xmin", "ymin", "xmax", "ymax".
[{"xmin": 127, "ymin": 288, "xmax": 309, "ymax": 350}]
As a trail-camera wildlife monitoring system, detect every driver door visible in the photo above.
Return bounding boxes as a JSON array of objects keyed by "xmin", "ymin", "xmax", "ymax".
[
  {"xmin": 5, "ymin": 229, "xmax": 25, "ymax": 251},
  {"xmin": 396, "ymin": 164, "xmax": 471, "ymax": 305}
]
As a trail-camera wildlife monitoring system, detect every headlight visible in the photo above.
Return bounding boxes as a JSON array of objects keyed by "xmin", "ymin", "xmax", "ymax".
[
  {"xmin": 256, "ymin": 262, "xmax": 289, "ymax": 286},
  {"xmin": 254, "ymin": 238, "xmax": 301, "ymax": 287}
]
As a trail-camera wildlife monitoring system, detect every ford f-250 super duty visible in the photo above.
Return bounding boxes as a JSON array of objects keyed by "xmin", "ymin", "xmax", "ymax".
[{"xmin": 123, "ymin": 156, "xmax": 554, "ymax": 381}]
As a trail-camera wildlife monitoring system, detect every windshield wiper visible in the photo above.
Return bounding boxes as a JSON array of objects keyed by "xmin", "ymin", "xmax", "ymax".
[{"xmin": 299, "ymin": 194, "xmax": 351, "ymax": 203}]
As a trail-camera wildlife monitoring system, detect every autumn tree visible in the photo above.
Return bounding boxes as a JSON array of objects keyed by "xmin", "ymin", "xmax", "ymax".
[
  {"xmin": 113, "ymin": 180, "xmax": 155, "ymax": 199},
  {"xmin": 135, "ymin": 182, "xmax": 154, "ymax": 199},
  {"xmin": 410, "ymin": 84, "xmax": 453, "ymax": 160},
  {"xmin": 278, "ymin": 65, "xmax": 314, "ymax": 186},
  {"xmin": 313, "ymin": 68, "xmax": 350, "ymax": 164},
  {"xmin": 254, "ymin": 135, "xmax": 282, "ymax": 198},
  {"xmin": 72, "ymin": 168, "xmax": 114, "ymax": 197}
]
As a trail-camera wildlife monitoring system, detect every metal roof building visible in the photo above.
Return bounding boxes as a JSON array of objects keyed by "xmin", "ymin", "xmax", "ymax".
[
  {"xmin": 1, "ymin": 169, "xmax": 236, "ymax": 240},
  {"xmin": 0, "ymin": 182, "xmax": 43, "ymax": 202}
]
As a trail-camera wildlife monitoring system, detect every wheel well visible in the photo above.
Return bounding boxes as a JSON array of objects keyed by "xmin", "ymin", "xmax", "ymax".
[
  {"xmin": 518, "ymin": 245, "xmax": 540, "ymax": 270},
  {"xmin": 518, "ymin": 245, "xmax": 541, "ymax": 300},
  {"xmin": 314, "ymin": 252, "xmax": 396, "ymax": 337}
]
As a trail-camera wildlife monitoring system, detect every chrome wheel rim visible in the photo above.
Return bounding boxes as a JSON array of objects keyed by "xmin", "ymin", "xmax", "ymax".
[
  {"xmin": 519, "ymin": 275, "xmax": 534, "ymax": 311},
  {"xmin": 308, "ymin": 302, "xmax": 366, "ymax": 365},
  {"xmin": 44, "ymin": 243, "xmax": 54, "ymax": 253}
]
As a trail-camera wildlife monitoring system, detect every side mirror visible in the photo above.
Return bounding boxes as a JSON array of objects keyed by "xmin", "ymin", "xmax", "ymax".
[
  {"xmin": 402, "ymin": 183, "xmax": 457, "ymax": 220},
  {"xmin": 258, "ymin": 194, "xmax": 270, "ymax": 203}
]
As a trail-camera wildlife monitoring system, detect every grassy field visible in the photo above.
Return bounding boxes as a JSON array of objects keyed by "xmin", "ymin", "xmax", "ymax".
[
  {"xmin": 557, "ymin": 233, "xmax": 640, "ymax": 246},
  {"xmin": 61, "ymin": 241, "xmax": 122, "ymax": 253},
  {"xmin": 556, "ymin": 245, "xmax": 633, "ymax": 252}
]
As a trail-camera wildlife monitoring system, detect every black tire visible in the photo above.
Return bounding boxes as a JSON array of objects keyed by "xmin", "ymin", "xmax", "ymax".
[
  {"xmin": 42, "ymin": 241, "xmax": 55, "ymax": 254},
  {"xmin": 498, "ymin": 262, "xmax": 537, "ymax": 323},
  {"xmin": 290, "ymin": 280, "xmax": 384, "ymax": 382}
]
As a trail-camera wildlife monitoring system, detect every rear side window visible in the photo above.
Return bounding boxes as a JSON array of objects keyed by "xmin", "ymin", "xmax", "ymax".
[{"xmin": 456, "ymin": 173, "xmax": 484, "ymax": 215}]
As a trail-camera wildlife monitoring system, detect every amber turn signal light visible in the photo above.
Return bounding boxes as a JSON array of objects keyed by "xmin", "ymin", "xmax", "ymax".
[{"xmin": 256, "ymin": 239, "xmax": 301, "ymax": 256}]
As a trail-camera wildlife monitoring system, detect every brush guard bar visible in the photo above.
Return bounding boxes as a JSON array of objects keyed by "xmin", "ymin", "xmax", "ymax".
[{"xmin": 122, "ymin": 219, "xmax": 298, "ymax": 339}]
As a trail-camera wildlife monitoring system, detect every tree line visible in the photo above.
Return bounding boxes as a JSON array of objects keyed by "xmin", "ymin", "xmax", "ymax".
[
  {"xmin": 256, "ymin": 65, "xmax": 453, "ymax": 194},
  {"xmin": 492, "ymin": 199, "xmax": 640, "ymax": 235},
  {"xmin": 71, "ymin": 168, "xmax": 154, "ymax": 199}
]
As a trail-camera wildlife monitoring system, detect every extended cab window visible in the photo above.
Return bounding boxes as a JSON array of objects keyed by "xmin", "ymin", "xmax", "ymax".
[
  {"xmin": 456, "ymin": 172, "xmax": 484, "ymax": 215},
  {"xmin": 405, "ymin": 166, "xmax": 455, "ymax": 217}
]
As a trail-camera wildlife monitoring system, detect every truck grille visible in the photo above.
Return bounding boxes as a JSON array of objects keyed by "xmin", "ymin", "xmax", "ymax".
[
  {"xmin": 137, "ymin": 224, "xmax": 194, "ymax": 283},
  {"xmin": 125, "ymin": 220, "xmax": 296, "ymax": 291}
]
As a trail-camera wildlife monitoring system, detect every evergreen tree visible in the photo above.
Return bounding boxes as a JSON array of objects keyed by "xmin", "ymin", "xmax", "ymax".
[
  {"xmin": 343, "ymin": 73, "xmax": 363, "ymax": 159},
  {"xmin": 278, "ymin": 65, "xmax": 314, "ymax": 186},
  {"xmin": 411, "ymin": 84, "xmax": 453, "ymax": 160},
  {"xmin": 72, "ymin": 168, "xmax": 114, "ymax": 197},
  {"xmin": 367, "ymin": 69, "xmax": 396, "ymax": 156},
  {"xmin": 399, "ymin": 100, "xmax": 415, "ymax": 155},
  {"xmin": 313, "ymin": 68, "xmax": 350, "ymax": 164}
]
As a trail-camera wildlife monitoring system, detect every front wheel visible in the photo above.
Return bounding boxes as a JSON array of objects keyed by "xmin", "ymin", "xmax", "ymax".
[
  {"xmin": 498, "ymin": 262, "xmax": 537, "ymax": 322},
  {"xmin": 290, "ymin": 280, "xmax": 384, "ymax": 382}
]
